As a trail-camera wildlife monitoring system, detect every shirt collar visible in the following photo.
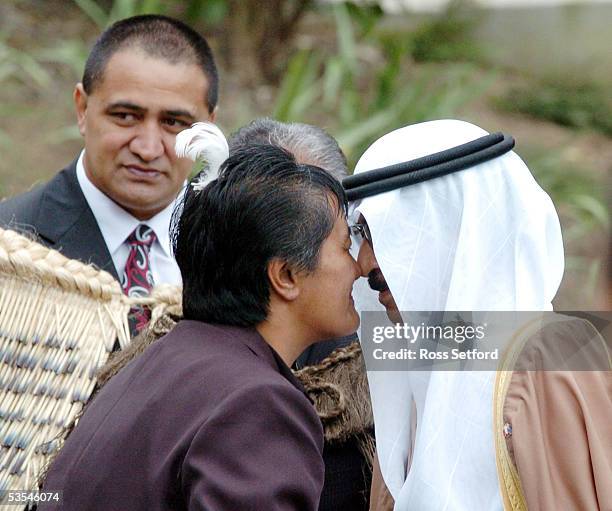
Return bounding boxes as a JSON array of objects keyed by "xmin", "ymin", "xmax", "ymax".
[{"xmin": 76, "ymin": 150, "xmax": 181, "ymax": 257}]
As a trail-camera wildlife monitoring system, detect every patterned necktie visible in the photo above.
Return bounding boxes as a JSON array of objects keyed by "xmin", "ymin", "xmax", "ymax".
[{"xmin": 121, "ymin": 224, "xmax": 156, "ymax": 333}]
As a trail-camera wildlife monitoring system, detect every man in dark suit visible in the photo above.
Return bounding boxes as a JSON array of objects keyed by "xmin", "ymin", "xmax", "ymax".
[
  {"xmin": 40, "ymin": 144, "xmax": 362, "ymax": 510},
  {"xmin": 0, "ymin": 14, "xmax": 218, "ymax": 287}
]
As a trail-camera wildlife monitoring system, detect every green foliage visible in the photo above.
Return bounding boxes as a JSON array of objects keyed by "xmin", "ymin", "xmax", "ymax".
[
  {"xmin": 0, "ymin": 34, "xmax": 51, "ymax": 88},
  {"xmin": 344, "ymin": 2, "xmax": 384, "ymax": 35},
  {"xmin": 273, "ymin": 50, "xmax": 321, "ymax": 121},
  {"xmin": 72, "ymin": 0, "xmax": 228, "ymax": 29},
  {"xmin": 409, "ymin": 0, "xmax": 482, "ymax": 63},
  {"xmin": 496, "ymin": 78, "xmax": 612, "ymax": 136},
  {"xmin": 72, "ymin": 0, "xmax": 110, "ymax": 29},
  {"xmin": 73, "ymin": 0, "xmax": 167, "ymax": 28},
  {"xmin": 36, "ymin": 40, "xmax": 90, "ymax": 78},
  {"xmin": 525, "ymin": 148, "xmax": 610, "ymax": 238},
  {"xmin": 0, "ymin": 30, "xmax": 52, "ymax": 149},
  {"xmin": 523, "ymin": 146, "xmax": 609, "ymax": 302},
  {"xmin": 185, "ymin": 0, "xmax": 228, "ymax": 26},
  {"xmin": 274, "ymin": 2, "xmax": 494, "ymax": 167}
]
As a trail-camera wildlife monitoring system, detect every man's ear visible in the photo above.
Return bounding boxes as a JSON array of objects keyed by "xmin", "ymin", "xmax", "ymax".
[
  {"xmin": 267, "ymin": 258, "xmax": 300, "ymax": 302},
  {"xmin": 74, "ymin": 83, "xmax": 88, "ymax": 137},
  {"xmin": 208, "ymin": 106, "xmax": 218, "ymax": 123}
]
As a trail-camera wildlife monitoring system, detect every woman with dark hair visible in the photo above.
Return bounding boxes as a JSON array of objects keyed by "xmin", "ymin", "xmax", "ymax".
[{"xmin": 41, "ymin": 142, "xmax": 361, "ymax": 511}]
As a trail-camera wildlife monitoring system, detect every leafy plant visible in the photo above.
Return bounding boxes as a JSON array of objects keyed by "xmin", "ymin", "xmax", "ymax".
[
  {"xmin": 409, "ymin": 0, "xmax": 482, "ymax": 63},
  {"xmin": 274, "ymin": 2, "xmax": 494, "ymax": 167},
  {"xmin": 184, "ymin": 0, "xmax": 228, "ymax": 26},
  {"xmin": 496, "ymin": 78, "xmax": 612, "ymax": 136},
  {"xmin": 525, "ymin": 148, "xmax": 610, "ymax": 239},
  {"xmin": 523, "ymin": 146, "xmax": 609, "ymax": 303},
  {"xmin": 0, "ymin": 30, "xmax": 55, "ymax": 149},
  {"xmin": 35, "ymin": 40, "xmax": 90, "ymax": 79},
  {"xmin": 0, "ymin": 34, "xmax": 51, "ymax": 89},
  {"xmin": 73, "ymin": 0, "xmax": 167, "ymax": 28}
]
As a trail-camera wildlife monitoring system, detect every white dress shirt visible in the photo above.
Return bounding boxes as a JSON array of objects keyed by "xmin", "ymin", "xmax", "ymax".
[{"xmin": 76, "ymin": 151, "xmax": 182, "ymax": 287}]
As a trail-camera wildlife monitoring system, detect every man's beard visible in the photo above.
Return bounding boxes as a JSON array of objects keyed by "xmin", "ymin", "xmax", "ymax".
[{"xmin": 368, "ymin": 269, "xmax": 389, "ymax": 293}]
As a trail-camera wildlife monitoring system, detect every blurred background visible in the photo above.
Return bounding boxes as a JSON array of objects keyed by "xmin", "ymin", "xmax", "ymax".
[{"xmin": 0, "ymin": 0, "xmax": 610, "ymax": 308}]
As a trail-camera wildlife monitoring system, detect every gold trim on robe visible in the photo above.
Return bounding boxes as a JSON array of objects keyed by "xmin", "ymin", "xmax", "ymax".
[
  {"xmin": 493, "ymin": 317, "xmax": 541, "ymax": 511},
  {"xmin": 494, "ymin": 315, "xmax": 611, "ymax": 511}
]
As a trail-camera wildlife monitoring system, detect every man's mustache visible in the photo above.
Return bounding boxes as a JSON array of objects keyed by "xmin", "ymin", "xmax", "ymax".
[{"xmin": 367, "ymin": 269, "xmax": 389, "ymax": 293}]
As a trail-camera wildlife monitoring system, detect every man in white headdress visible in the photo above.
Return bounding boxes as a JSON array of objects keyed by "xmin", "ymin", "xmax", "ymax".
[{"xmin": 345, "ymin": 120, "xmax": 611, "ymax": 510}]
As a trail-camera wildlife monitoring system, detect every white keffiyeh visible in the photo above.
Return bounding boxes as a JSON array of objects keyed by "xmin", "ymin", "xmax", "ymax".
[{"xmin": 350, "ymin": 120, "xmax": 564, "ymax": 510}]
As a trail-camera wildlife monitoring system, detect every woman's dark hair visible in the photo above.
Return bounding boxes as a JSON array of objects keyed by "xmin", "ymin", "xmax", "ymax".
[{"xmin": 172, "ymin": 144, "xmax": 347, "ymax": 326}]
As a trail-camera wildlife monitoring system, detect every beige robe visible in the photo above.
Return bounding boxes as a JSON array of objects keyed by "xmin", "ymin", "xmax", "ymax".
[{"xmin": 370, "ymin": 316, "xmax": 611, "ymax": 511}]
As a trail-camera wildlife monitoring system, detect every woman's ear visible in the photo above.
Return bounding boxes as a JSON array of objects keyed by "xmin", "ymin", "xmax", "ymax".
[{"xmin": 267, "ymin": 258, "xmax": 300, "ymax": 302}]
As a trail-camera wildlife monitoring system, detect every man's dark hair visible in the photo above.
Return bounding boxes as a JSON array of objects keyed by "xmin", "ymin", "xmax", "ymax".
[
  {"xmin": 229, "ymin": 118, "xmax": 348, "ymax": 180},
  {"xmin": 82, "ymin": 14, "xmax": 218, "ymax": 113},
  {"xmin": 172, "ymin": 144, "xmax": 348, "ymax": 326}
]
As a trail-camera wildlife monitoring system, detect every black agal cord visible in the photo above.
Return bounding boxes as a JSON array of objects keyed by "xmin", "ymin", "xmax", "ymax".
[{"xmin": 343, "ymin": 132, "xmax": 515, "ymax": 201}]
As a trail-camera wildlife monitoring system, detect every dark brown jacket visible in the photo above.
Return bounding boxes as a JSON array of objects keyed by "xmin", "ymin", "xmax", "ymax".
[{"xmin": 41, "ymin": 320, "xmax": 324, "ymax": 510}]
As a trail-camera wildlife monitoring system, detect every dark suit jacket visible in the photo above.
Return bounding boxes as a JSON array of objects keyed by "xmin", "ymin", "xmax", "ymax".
[
  {"xmin": 0, "ymin": 159, "xmax": 118, "ymax": 279},
  {"xmin": 41, "ymin": 320, "xmax": 325, "ymax": 510}
]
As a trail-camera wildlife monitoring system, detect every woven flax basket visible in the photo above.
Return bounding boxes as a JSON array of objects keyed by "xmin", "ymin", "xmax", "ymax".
[{"xmin": 0, "ymin": 227, "xmax": 131, "ymax": 497}]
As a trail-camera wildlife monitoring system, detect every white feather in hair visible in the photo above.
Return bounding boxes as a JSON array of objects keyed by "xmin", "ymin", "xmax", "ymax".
[{"xmin": 175, "ymin": 122, "xmax": 229, "ymax": 191}]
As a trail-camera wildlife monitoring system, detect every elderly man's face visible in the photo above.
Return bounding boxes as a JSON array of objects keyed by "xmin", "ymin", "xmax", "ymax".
[
  {"xmin": 355, "ymin": 215, "xmax": 402, "ymax": 323},
  {"xmin": 74, "ymin": 48, "xmax": 214, "ymax": 220}
]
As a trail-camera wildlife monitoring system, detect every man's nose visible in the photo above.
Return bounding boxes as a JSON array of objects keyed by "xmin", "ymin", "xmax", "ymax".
[
  {"xmin": 130, "ymin": 122, "xmax": 165, "ymax": 162},
  {"xmin": 357, "ymin": 240, "xmax": 375, "ymax": 278},
  {"xmin": 351, "ymin": 252, "xmax": 362, "ymax": 282}
]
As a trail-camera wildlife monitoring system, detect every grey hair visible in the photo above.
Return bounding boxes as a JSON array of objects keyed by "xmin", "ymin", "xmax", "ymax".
[{"xmin": 228, "ymin": 118, "xmax": 348, "ymax": 180}]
